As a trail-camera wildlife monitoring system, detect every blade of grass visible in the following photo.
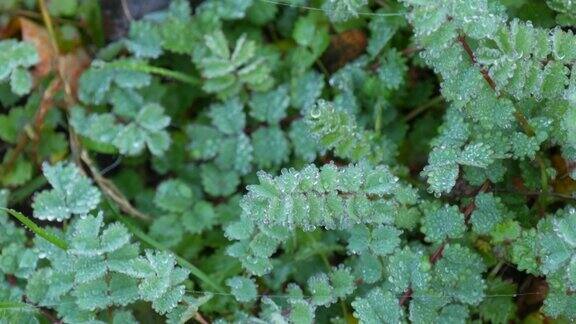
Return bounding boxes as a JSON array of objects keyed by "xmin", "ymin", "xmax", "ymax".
[
  {"xmin": 1, "ymin": 208, "xmax": 68, "ymax": 250},
  {"xmin": 102, "ymin": 60, "xmax": 200, "ymax": 85}
]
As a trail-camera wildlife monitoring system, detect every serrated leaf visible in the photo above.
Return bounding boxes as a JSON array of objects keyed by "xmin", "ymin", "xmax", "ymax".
[
  {"xmin": 9, "ymin": 67, "xmax": 33, "ymax": 96},
  {"xmin": 200, "ymin": 163, "xmax": 240, "ymax": 197},
  {"xmin": 248, "ymin": 85, "xmax": 289, "ymax": 124},
  {"xmin": 226, "ymin": 276, "xmax": 258, "ymax": 303},
  {"xmin": 421, "ymin": 204, "xmax": 465, "ymax": 242},
  {"xmin": 251, "ymin": 126, "xmax": 290, "ymax": 169},
  {"xmin": 209, "ymin": 97, "xmax": 246, "ymax": 135},
  {"xmin": 352, "ymin": 288, "xmax": 403, "ymax": 323},
  {"xmin": 458, "ymin": 143, "xmax": 495, "ymax": 168},
  {"xmin": 154, "ymin": 179, "xmax": 195, "ymax": 213},
  {"xmin": 126, "ymin": 20, "xmax": 163, "ymax": 59},
  {"xmin": 32, "ymin": 162, "xmax": 101, "ymax": 221}
]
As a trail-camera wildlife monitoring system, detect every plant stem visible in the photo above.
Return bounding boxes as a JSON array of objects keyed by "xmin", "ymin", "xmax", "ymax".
[
  {"xmin": 81, "ymin": 151, "xmax": 151, "ymax": 221},
  {"xmin": 457, "ymin": 34, "xmax": 551, "ymax": 211},
  {"xmin": 403, "ymin": 96, "xmax": 443, "ymax": 122},
  {"xmin": 104, "ymin": 60, "xmax": 200, "ymax": 85},
  {"xmin": 37, "ymin": 0, "xmax": 59, "ymax": 55}
]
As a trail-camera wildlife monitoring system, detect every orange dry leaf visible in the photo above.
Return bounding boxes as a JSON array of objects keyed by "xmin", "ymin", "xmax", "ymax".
[
  {"xmin": 58, "ymin": 49, "xmax": 90, "ymax": 98},
  {"xmin": 19, "ymin": 18, "xmax": 56, "ymax": 78},
  {"xmin": 19, "ymin": 17, "xmax": 90, "ymax": 99},
  {"xmin": 321, "ymin": 29, "xmax": 367, "ymax": 73},
  {"xmin": 551, "ymin": 153, "xmax": 576, "ymax": 195}
]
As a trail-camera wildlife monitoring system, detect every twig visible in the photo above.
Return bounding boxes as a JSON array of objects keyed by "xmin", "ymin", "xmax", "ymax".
[
  {"xmin": 403, "ymin": 96, "xmax": 443, "ymax": 122},
  {"xmin": 429, "ymin": 243, "xmax": 446, "ymax": 265},
  {"xmin": 195, "ymin": 313, "xmax": 210, "ymax": 324},
  {"xmin": 120, "ymin": 0, "xmax": 134, "ymax": 21},
  {"xmin": 457, "ymin": 34, "xmax": 553, "ymax": 211},
  {"xmin": 80, "ymin": 151, "xmax": 151, "ymax": 221},
  {"xmin": 399, "ymin": 288, "xmax": 413, "ymax": 306}
]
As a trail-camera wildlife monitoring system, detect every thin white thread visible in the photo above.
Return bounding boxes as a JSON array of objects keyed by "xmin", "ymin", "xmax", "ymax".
[
  {"xmin": 184, "ymin": 289, "xmax": 543, "ymax": 299},
  {"xmin": 100, "ymin": 156, "xmax": 123, "ymax": 176},
  {"xmin": 256, "ymin": 0, "xmax": 405, "ymax": 17}
]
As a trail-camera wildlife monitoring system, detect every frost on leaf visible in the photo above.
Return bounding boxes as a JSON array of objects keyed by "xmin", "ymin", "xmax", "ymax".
[
  {"xmin": 32, "ymin": 214, "xmax": 187, "ymax": 314},
  {"xmin": 248, "ymin": 85, "xmax": 289, "ymax": 124},
  {"xmin": 322, "ymin": 0, "xmax": 368, "ymax": 22},
  {"xmin": 138, "ymin": 250, "xmax": 189, "ymax": 314},
  {"xmin": 307, "ymin": 273, "xmax": 334, "ymax": 306},
  {"xmin": 208, "ymin": 98, "xmax": 246, "ymax": 135},
  {"xmin": 537, "ymin": 208, "xmax": 576, "ymax": 290},
  {"xmin": 431, "ymin": 244, "xmax": 486, "ymax": 305},
  {"xmin": 352, "ymin": 287, "xmax": 403, "ymax": 323},
  {"xmin": 32, "ymin": 162, "xmax": 101, "ymax": 221},
  {"xmin": 70, "ymin": 109, "xmax": 121, "ymax": 145},
  {"xmin": 347, "ymin": 224, "xmax": 401, "ymax": 256},
  {"xmin": 0, "ymin": 40, "xmax": 38, "ymax": 96},
  {"xmin": 329, "ymin": 266, "xmax": 355, "ymax": 298},
  {"xmin": 72, "ymin": 103, "xmax": 171, "ymax": 156},
  {"xmin": 115, "ymin": 103, "xmax": 172, "ymax": 156},
  {"xmin": 421, "ymin": 146, "xmax": 460, "ymax": 195},
  {"xmin": 457, "ymin": 143, "xmax": 495, "ymax": 168},
  {"xmin": 197, "ymin": 31, "xmax": 273, "ymax": 98},
  {"xmin": 240, "ymin": 163, "xmax": 404, "ymax": 231},
  {"xmin": 154, "ymin": 179, "xmax": 195, "ymax": 213},
  {"xmin": 226, "ymin": 276, "xmax": 257, "ymax": 303},
  {"xmin": 377, "ymin": 49, "xmax": 407, "ymax": 90},
  {"xmin": 386, "ymin": 247, "xmax": 430, "ymax": 293},
  {"xmin": 79, "ymin": 59, "xmax": 151, "ymax": 107},
  {"xmin": 421, "ymin": 204, "xmax": 465, "ymax": 243},
  {"xmin": 306, "ymin": 100, "xmax": 387, "ymax": 163},
  {"xmin": 291, "ymin": 71, "xmax": 324, "ymax": 111},
  {"xmin": 470, "ymin": 193, "xmax": 509, "ymax": 234},
  {"xmin": 289, "ymin": 299, "xmax": 315, "ymax": 324},
  {"xmin": 251, "ymin": 126, "xmax": 290, "ymax": 169}
]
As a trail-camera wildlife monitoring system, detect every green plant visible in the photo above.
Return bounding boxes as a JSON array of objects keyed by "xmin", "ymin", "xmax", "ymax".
[{"xmin": 1, "ymin": 0, "xmax": 576, "ymax": 323}]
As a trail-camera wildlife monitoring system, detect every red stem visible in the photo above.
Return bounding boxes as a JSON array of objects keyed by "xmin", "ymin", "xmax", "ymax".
[{"xmin": 457, "ymin": 35, "xmax": 497, "ymax": 91}]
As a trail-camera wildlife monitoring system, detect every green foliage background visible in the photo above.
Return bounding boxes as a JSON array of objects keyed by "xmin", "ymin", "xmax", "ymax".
[{"xmin": 1, "ymin": 0, "xmax": 576, "ymax": 323}]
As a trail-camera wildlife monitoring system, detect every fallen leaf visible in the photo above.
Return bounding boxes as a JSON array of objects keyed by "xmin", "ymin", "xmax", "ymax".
[
  {"xmin": 321, "ymin": 29, "xmax": 367, "ymax": 73},
  {"xmin": 58, "ymin": 49, "xmax": 91, "ymax": 98},
  {"xmin": 19, "ymin": 18, "xmax": 56, "ymax": 79},
  {"xmin": 0, "ymin": 17, "xmax": 22, "ymax": 39},
  {"xmin": 551, "ymin": 153, "xmax": 576, "ymax": 195},
  {"xmin": 19, "ymin": 18, "xmax": 90, "ymax": 99}
]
